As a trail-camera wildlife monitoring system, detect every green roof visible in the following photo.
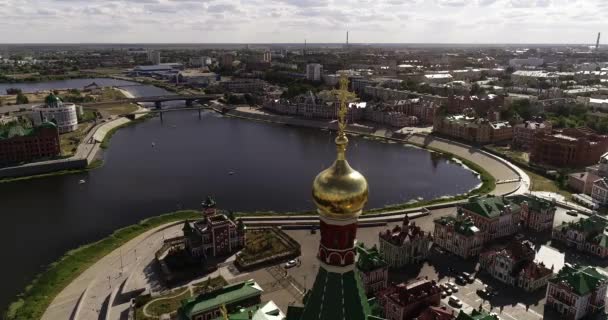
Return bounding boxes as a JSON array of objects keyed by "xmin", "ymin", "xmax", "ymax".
[
  {"xmin": 549, "ymin": 264, "xmax": 608, "ymax": 296},
  {"xmin": 356, "ymin": 243, "xmax": 387, "ymax": 272},
  {"xmin": 434, "ymin": 214, "xmax": 480, "ymax": 236},
  {"xmin": 178, "ymin": 280, "xmax": 263, "ymax": 319},
  {"xmin": 510, "ymin": 194, "xmax": 554, "ymax": 212},
  {"xmin": 461, "ymin": 196, "xmax": 521, "ymax": 219},
  {"xmin": 456, "ymin": 309, "xmax": 499, "ymax": 320},
  {"xmin": 211, "ymin": 302, "xmax": 283, "ymax": 320},
  {"xmin": 0, "ymin": 122, "xmax": 56, "ymax": 141},
  {"xmin": 45, "ymin": 93, "xmax": 62, "ymax": 106},
  {"xmin": 559, "ymin": 214, "xmax": 608, "ymax": 234},
  {"xmin": 289, "ymin": 267, "xmax": 372, "ymax": 320}
]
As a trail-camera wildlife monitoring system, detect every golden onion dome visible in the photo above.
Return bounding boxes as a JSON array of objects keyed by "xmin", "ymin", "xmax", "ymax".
[{"xmin": 312, "ymin": 135, "xmax": 368, "ymax": 219}]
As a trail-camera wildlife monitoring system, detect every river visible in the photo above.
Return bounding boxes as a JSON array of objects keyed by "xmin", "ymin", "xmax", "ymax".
[{"xmin": 0, "ymin": 78, "xmax": 480, "ymax": 312}]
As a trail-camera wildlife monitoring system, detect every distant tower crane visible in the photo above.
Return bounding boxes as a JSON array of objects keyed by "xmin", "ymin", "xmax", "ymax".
[{"xmin": 596, "ymin": 32, "xmax": 601, "ymax": 50}]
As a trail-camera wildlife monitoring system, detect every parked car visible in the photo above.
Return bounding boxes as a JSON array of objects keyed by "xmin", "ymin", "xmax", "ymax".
[
  {"xmin": 566, "ymin": 210, "xmax": 578, "ymax": 217},
  {"xmin": 449, "ymin": 296, "xmax": 463, "ymax": 308},
  {"xmin": 456, "ymin": 276, "xmax": 466, "ymax": 284},
  {"xmin": 284, "ymin": 259, "xmax": 298, "ymax": 268},
  {"xmin": 462, "ymin": 272, "xmax": 475, "ymax": 283},
  {"xmin": 441, "ymin": 291, "xmax": 448, "ymax": 298},
  {"xmin": 447, "ymin": 282, "xmax": 458, "ymax": 292}
]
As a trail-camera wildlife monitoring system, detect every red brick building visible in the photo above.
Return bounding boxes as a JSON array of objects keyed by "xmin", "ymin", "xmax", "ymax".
[
  {"xmin": 0, "ymin": 122, "xmax": 60, "ymax": 167},
  {"xmin": 377, "ymin": 278, "xmax": 441, "ymax": 320},
  {"xmin": 530, "ymin": 127, "xmax": 608, "ymax": 168},
  {"xmin": 417, "ymin": 306, "xmax": 455, "ymax": 320}
]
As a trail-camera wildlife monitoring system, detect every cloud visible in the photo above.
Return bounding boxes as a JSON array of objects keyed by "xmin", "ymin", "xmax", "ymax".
[{"xmin": 0, "ymin": 0, "xmax": 599, "ymax": 43}]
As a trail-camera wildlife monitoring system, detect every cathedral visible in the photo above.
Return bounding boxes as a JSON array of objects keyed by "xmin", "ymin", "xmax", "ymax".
[{"xmin": 286, "ymin": 75, "xmax": 383, "ymax": 320}]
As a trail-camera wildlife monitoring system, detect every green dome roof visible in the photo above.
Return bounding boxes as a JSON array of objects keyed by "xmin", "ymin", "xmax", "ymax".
[{"xmin": 45, "ymin": 94, "xmax": 62, "ymax": 106}]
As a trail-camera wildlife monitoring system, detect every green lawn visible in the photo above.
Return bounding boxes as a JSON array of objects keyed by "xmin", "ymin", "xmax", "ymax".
[
  {"xmin": 5, "ymin": 210, "xmax": 202, "ymax": 320},
  {"xmin": 145, "ymin": 288, "xmax": 191, "ymax": 318},
  {"xmin": 238, "ymin": 229, "xmax": 291, "ymax": 264},
  {"xmin": 524, "ymin": 169, "xmax": 572, "ymax": 199}
]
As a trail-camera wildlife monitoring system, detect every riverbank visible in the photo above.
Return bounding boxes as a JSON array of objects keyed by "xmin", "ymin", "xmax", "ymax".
[{"xmin": 4, "ymin": 210, "xmax": 201, "ymax": 320}]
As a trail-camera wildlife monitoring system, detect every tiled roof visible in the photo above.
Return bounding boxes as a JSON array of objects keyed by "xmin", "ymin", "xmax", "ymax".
[
  {"xmin": 461, "ymin": 196, "xmax": 521, "ymax": 219},
  {"xmin": 292, "ymin": 267, "xmax": 371, "ymax": 320},
  {"xmin": 178, "ymin": 280, "xmax": 263, "ymax": 318},
  {"xmin": 356, "ymin": 243, "xmax": 387, "ymax": 272},
  {"xmin": 434, "ymin": 214, "xmax": 480, "ymax": 236},
  {"xmin": 509, "ymin": 195, "xmax": 553, "ymax": 212},
  {"xmin": 549, "ymin": 264, "xmax": 608, "ymax": 296}
]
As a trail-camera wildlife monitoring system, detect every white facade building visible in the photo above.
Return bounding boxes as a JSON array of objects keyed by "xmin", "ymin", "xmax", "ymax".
[
  {"xmin": 31, "ymin": 94, "xmax": 78, "ymax": 134},
  {"xmin": 147, "ymin": 51, "xmax": 161, "ymax": 65},
  {"xmin": 306, "ymin": 63, "xmax": 323, "ymax": 82},
  {"xmin": 378, "ymin": 216, "xmax": 432, "ymax": 268}
]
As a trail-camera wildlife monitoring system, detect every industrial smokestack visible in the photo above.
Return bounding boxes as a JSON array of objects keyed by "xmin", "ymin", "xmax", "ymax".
[
  {"xmin": 347, "ymin": 30, "xmax": 349, "ymax": 48},
  {"xmin": 596, "ymin": 32, "xmax": 601, "ymax": 50}
]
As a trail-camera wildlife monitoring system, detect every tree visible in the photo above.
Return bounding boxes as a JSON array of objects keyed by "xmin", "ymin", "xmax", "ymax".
[
  {"xmin": 6, "ymin": 88, "xmax": 22, "ymax": 95},
  {"xmin": 16, "ymin": 93, "xmax": 29, "ymax": 104}
]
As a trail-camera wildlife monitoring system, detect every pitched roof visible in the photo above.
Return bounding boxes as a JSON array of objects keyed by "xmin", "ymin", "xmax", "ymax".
[
  {"xmin": 434, "ymin": 214, "xmax": 480, "ymax": 236},
  {"xmin": 461, "ymin": 196, "xmax": 521, "ymax": 219},
  {"xmin": 291, "ymin": 267, "xmax": 372, "ymax": 320},
  {"xmin": 178, "ymin": 280, "xmax": 263, "ymax": 318},
  {"xmin": 356, "ymin": 243, "xmax": 388, "ymax": 272},
  {"xmin": 549, "ymin": 264, "xmax": 608, "ymax": 296},
  {"xmin": 509, "ymin": 195, "xmax": 554, "ymax": 212}
]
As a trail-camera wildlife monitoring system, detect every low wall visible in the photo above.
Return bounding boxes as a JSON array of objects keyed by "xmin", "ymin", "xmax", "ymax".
[{"xmin": 0, "ymin": 158, "xmax": 87, "ymax": 179}]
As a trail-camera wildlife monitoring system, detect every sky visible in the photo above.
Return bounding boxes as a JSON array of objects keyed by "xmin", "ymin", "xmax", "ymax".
[{"xmin": 0, "ymin": 0, "xmax": 606, "ymax": 44}]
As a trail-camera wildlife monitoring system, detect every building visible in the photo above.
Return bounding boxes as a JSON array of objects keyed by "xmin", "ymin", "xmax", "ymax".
[
  {"xmin": 513, "ymin": 121, "xmax": 552, "ymax": 150},
  {"xmin": 220, "ymin": 53, "xmax": 235, "ymax": 68},
  {"xmin": 509, "ymin": 57, "xmax": 544, "ymax": 68},
  {"xmin": 212, "ymin": 301, "xmax": 285, "ymax": 320},
  {"xmin": 416, "ymin": 306, "xmax": 454, "ymax": 320},
  {"xmin": 177, "ymin": 70, "xmax": 217, "ymax": 86},
  {"xmin": 177, "ymin": 280, "xmax": 263, "ymax": 320},
  {"xmin": 433, "ymin": 213, "xmax": 483, "ymax": 259},
  {"xmin": 376, "ymin": 278, "xmax": 441, "ymax": 320},
  {"xmin": 530, "ymin": 127, "xmax": 608, "ymax": 168},
  {"xmin": 147, "ymin": 50, "xmax": 161, "ymax": 65},
  {"xmin": 480, "ymin": 240, "xmax": 553, "ymax": 291},
  {"xmin": 552, "ymin": 214, "xmax": 608, "ymax": 258},
  {"xmin": 433, "ymin": 115, "xmax": 512, "ymax": 145},
  {"xmin": 264, "ymin": 91, "xmax": 365, "ymax": 122},
  {"xmin": 31, "ymin": 94, "xmax": 79, "ymax": 134},
  {"xmin": 285, "ymin": 75, "xmax": 375, "ymax": 320},
  {"xmin": 545, "ymin": 264, "xmax": 608, "ymax": 320},
  {"xmin": 306, "ymin": 63, "xmax": 323, "ymax": 82},
  {"xmin": 131, "ymin": 63, "xmax": 183, "ymax": 76},
  {"xmin": 568, "ymin": 171, "xmax": 600, "ymax": 196},
  {"xmin": 424, "ymin": 74, "xmax": 453, "ymax": 84},
  {"xmin": 510, "ymin": 194, "xmax": 556, "ymax": 232},
  {"xmin": 458, "ymin": 195, "xmax": 521, "ymax": 242},
  {"xmin": 455, "ymin": 309, "xmax": 499, "ymax": 320},
  {"xmin": 183, "ymin": 197, "xmax": 245, "ymax": 259},
  {"xmin": 378, "ymin": 215, "xmax": 431, "ymax": 268},
  {"xmin": 220, "ymin": 79, "xmax": 264, "ymax": 93},
  {"xmin": 511, "ymin": 70, "xmax": 558, "ymax": 86},
  {"xmin": 356, "ymin": 243, "xmax": 388, "ymax": 296},
  {"xmin": 592, "ymin": 177, "xmax": 608, "ymax": 205},
  {"xmin": 0, "ymin": 121, "xmax": 60, "ymax": 167}
]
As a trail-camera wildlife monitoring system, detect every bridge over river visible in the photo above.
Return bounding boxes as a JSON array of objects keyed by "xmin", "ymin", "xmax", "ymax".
[{"xmin": 83, "ymin": 94, "xmax": 223, "ymax": 109}]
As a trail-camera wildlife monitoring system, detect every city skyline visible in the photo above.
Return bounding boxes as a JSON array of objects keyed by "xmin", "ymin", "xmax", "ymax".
[{"xmin": 1, "ymin": 0, "xmax": 606, "ymax": 44}]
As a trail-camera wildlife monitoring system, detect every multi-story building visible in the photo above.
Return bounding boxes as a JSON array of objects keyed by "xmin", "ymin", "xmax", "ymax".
[
  {"xmin": 446, "ymin": 95, "xmax": 504, "ymax": 115},
  {"xmin": 511, "ymin": 70, "xmax": 558, "ymax": 86},
  {"xmin": 376, "ymin": 278, "xmax": 441, "ymax": 320},
  {"xmin": 0, "ymin": 121, "xmax": 60, "ymax": 166},
  {"xmin": 306, "ymin": 63, "xmax": 323, "ymax": 82},
  {"xmin": 363, "ymin": 86, "xmax": 448, "ymax": 106},
  {"xmin": 378, "ymin": 215, "xmax": 432, "ymax": 268},
  {"xmin": 433, "ymin": 213, "xmax": 483, "ymax": 259},
  {"xmin": 177, "ymin": 280, "xmax": 263, "ymax": 320},
  {"xmin": 177, "ymin": 70, "xmax": 217, "ymax": 86},
  {"xmin": 510, "ymin": 194, "xmax": 556, "ymax": 232},
  {"xmin": 509, "ymin": 57, "xmax": 544, "ymax": 68},
  {"xmin": 433, "ymin": 115, "xmax": 512, "ymax": 145},
  {"xmin": 356, "ymin": 243, "xmax": 388, "ymax": 296},
  {"xmin": 183, "ymin": 197, "xmax": 245, "ymax": 258},
  {"xmin": 424, "ymin": 73, "xmax": 453, "ymax": 84},
  {"xmin": 220, "ymin": 53, "xmax": 235, "ymax": 68},
  {"xmin": 530, "ymin": 127, "xmax": 608, "ymax": 168},
  {"xmin": 264, "ymin": 91, "xmax": 365, "ymax": 121},
  {"xmin": 513, "ymin": 121, "xmax": 553, "ymax": 150},
  {"xmin": 552, "ymin": 214, "xmax": 608, "ymax": 258},
  {"xmin": 31, "ymin": 94, "xmax": 79, "ymax": 134},
  {"xmin": 458, "ymin": 195, "xmax": 521, "ymax": 242},
  {"xmin": 592, "ymin": 177, "xmax": 608, "ymax": 206},
  {"xmin": 147, "ymin": 50, "xmax": 161, "ymax": 65},
  {"xmin": 220, "ymin": 79, "xmax": 264, "ymax": 93},
  {"xmin": 480, "ymin": 240, "xmax": 553, "ymax": 291},
  {"xmin": 545, "ymin": 264, "xmax": 608, "ymax": 320}
]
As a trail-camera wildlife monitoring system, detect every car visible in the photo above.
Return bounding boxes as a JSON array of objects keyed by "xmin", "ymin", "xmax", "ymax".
[
  {"xmin": 462, "ymin": 272, "xmax": 475, "ymax": 283},
  {"xmin": 444, "ymin": 288, "xmax": 453, "ymax": 295},
  {"xmin": 447, "ymin": 283, "xmax": 459, "ymax": 292},
  {"xmin": 284, "ymin": 259, "xmax": 298, "ymax": 268},
  {"xmin": 448, "ymin": 296, "xmax": 463, "ymax": 308},
  {"xmin": 456, "ymin": 276, "xmax": 466, "ymax": 284},
  {"xmin": 441, "ymin": 291, "xmax": 448, "ymax": 298},
  {"xmin": 566, "ymin": 210, "xmax": 578, "ymax": 217},
  {"xmin": 440, "ymin": 284, "xmax": 448, "ymax": 291}
]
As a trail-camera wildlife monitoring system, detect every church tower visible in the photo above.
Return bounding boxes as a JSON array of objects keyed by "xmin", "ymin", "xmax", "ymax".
[{"xmin": 286, "ymin": 74, "xmax": 374, "ymax": 320}]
